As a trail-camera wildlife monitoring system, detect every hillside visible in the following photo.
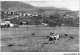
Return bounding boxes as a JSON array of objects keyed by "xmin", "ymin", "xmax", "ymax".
[
  {"xmin": 1, "ymin": 1, "xmax": 71, "ymax": 12},
  {"xmin": 1, "ymin": 1, "xmax": 79, "ymax": 27},
  {"xmin": 1, "ymin": 1, "xmax": 79, "ymax": 15},
  {"xmin": 64, "ymin": 11, "xmax": 79, "ymax": 17},
  {"xmin": 1, "ymin": 1, "xmax": 35, "ymax": 11}
]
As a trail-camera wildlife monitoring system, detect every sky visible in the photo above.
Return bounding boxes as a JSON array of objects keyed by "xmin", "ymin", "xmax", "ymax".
[{"xmin": 22, "ymin": 0, "xmax": 79, "ymax": 11}]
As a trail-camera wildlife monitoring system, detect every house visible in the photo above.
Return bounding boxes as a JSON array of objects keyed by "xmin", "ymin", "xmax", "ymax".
[
  {"xmin": 27, "ymin": 13, "xmax": 32, "ymax": 16},
  {"xmin": 23, "ymin": 13, "xmax": 28, "ymax": 16},
  {"xmin": 42, "ymin": 23, "xmax": 48, "ymax": 26},
  {"xmin": 14, "ymin": 12, "xmax": 22, "ymax": 16},
  {"xmin": 9, "ymin": 23, "xmax": 14, "ymax": 27},
  {"xmin": 10, "ymin": 12, "xmax": 15, "ymax": 15},
  {"xmin": 19, "ymin": 21, "xmax": 28, "ymax": 25}
]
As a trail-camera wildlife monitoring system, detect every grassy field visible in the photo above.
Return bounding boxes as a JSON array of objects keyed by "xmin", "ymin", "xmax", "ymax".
[{"xmin": 1, "ymin": 26, "xmax": 79, "ymax": 52}]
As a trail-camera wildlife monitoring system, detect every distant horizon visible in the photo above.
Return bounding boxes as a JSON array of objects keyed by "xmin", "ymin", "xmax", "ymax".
[{"xmin": 22, "ymin": 0, "xmax": 79, "ymax": 11}]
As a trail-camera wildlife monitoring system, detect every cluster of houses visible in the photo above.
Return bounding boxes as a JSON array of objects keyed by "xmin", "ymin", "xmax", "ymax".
[
  {"xmin": 0, "ymin": 19, "xmax": 33, "ymax": 28},
  {"xmin": 0, "ymin": 11, "xmax": 48, "ymax": 28},
  {"xmin": 1, "ymin": 11, "xmax": 41, "ymax": 17},
  {"xmin": 1, "ymin": 11, "xmax": 76, "ymax": 28},
  {"xmin": 0, "ymin": 19, "xmax": 14, "ymax": 28}
]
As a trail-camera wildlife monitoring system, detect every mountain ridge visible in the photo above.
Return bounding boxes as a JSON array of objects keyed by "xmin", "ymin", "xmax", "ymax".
[
  {"xmin": 1, "ymin": 1, "xmax": 79, "ymax": 16},
  {"xmin": 1, "ymin": 1, "xmax": 70, "ymax": 11},
  {"xmin": 1, "ymin": 1, "xmax": 35, "ymax": 11}
]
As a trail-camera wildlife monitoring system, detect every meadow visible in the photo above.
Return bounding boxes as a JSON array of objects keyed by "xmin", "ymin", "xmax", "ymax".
[{"xmin": 1, "ymin": 26, "xmax": 79, "ymax": 52}]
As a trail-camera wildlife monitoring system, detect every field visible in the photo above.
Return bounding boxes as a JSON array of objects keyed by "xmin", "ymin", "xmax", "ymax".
[{"xmin": 1, "ymin": 26, "xmax": 79, "ymax": 52}]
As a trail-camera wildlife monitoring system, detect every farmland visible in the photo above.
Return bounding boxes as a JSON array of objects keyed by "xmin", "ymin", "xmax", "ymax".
[
  {"xmin": 0, "ymin": 1, "xmax": 79, "ymax": 52},
  {"xmin": 1, "ymin": 26, "xmax": 79, "ymax": 52}
]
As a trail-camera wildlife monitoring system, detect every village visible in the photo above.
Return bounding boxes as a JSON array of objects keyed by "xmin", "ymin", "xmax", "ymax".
[
  {"xmin": 0, "ymin": 10, "xmax": 79, "ymax": 28},
  {"xmin": 0, "ymin": 11, "xmax": 44, "ymax": 28}
]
